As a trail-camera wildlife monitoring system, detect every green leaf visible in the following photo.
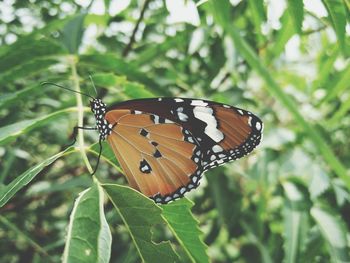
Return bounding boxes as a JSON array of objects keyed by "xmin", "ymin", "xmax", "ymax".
[
  {"xmin": 79, "ymin": 54, "xmax": 161, "ymax": 94},
  {"xmin": 162, "ymin": 199, "xmax": 209, "ymax": 263},
  {"xmin": 123, "ymin": 82, "xmax": 155, "ymax": 99},
  {"xmin": 0, "ymin": 58, "xmax": 59, "ymax": 85},
  {"xmin": 321, "ymin": 63, "xmax": 350, "ymax": 104},
  {"xmin": 0, "ymin": 84, "xmax": 42, "ymax": 109},
  {"xmin": 269, "ymin": 11, "xmax": 295, "ymax": 61},
  {"xmin": 102, "ymin": 184, "xmax": 179, "ymax": 263},
  {"xmin": 282, "ymin": 181, "xmax": 309, "ymax": 263},
  {"xmin": 91, "ymin": 73, "xmax": 155, "ymax": 99},
  {"xmin": 247, "ymin": 0, "xmax": 266, "ymax": 45},
  {"xmin": 209, "ymin": 1, "xmax": 350, "ymax": 191},
  {"xmin": 311, "ymin": 206, "xmax": 350, "ymax": 263},
  {"xmin": 60, "ymin": 14, "xmax": 86, "ymax": 54},
  {"xmin": 287, "ymin": 0, "xmax": 304, "ymax": 34},
  {"xmin": 0, "ymin": 148, "xmax": 74, "ymax": 208},
  {"xmin": 0, "ymin": 38, "xmax": 65, "ymax": 73},
  {"xmin": 322, "ymin": 0, "xmax": 347, "ymax": 53},
  {"xmin": 89, "ymin": 141, "xmax": 121, "ymax": 171},
  {"xmin": 62, "ymin": 181, "xmax": 112, "ymax": 263},
  {"xmin": 0, "ymin": 107, "xmax": 78, "ymax": 146}
]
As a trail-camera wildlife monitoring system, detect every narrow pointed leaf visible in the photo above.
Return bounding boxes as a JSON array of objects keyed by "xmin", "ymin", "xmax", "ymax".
[
  {"xmin": 0, "ymin": 108, "xmax": 78, "ymax": 146},
  {"xmin": 282, "ymin": 181, "xmax": 309, "ymax": 263},
  {"xmin": 62, "ymin": 182, "xmax": 112, "ymax": 263},
  {"xmin": 60, "ymin": 14, "xmax": 86, "ymax": 54},
  {"xmin": 311, "ymin": 206, "xmax": 350, "ymax": 263},
  {"xmin": 322, "ymin": 0, "xmax": 347, "ymax": 53},
  {"xmin": 0, "ymin": 148, "xmax": 74, "ymax": 207},
  {"xmin": 162, "ymin": 199, "xmax": 209, "ymax": 263},
  {"xmin": 287, "ymin": 0, "xmax": 304, "ymax": 34}
]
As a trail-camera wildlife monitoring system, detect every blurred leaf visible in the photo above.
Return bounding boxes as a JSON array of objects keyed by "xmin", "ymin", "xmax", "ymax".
[
  {"xmin": 85, "ymin": 14, "xmax": 110, "ymax": 27},
  {"xmin": 321, "ymin": 63, "xmax": 350, "ymax": 104},
  {"xmin": 0, "ymin": 107, "xmax": 78, "ymax": 146},
  {"xmin": 287, "ymin": 0, "xmax": 304, "ymax": 34},
  {"xmin": 247, "ymin": 0, "xmax": 266, "ymax": 45},
  {"xmin": 322, "ymin": 0, "xmax": 347, "ymax": 53},
  {"xmin": 60, "ymin": 14, "xmax": 86, "ymax": 54},
  {"xmin": 311, "ymin": 206, "xmax": 350, "ymax": 263},
  {"xmin": 309, "ymin": 169, "xmax": 330, "ymax": 199},
  {"xmin": 282, "ymin": 181, "xmax": 309, "ymax": 263},
  {"xmin": 0, "ymin": 215, "xmax": 51, "ymax": 260},
  {"xmin": 207, "ymin": 169, "xmax": 242, "ymax": 231},
  {"xmin": 0, "ymin": 84, "xmax": 41, "ymax": 109},
  {"xmin": 0, "ymin": 58, "xmax": 59, "ymax": 85},
  {"xmin": 102, "ymin": 184, "xmax": 179, "ymax": 263},
  {"xmin": 0, "ymin": 148, "xmax": 74, "ymax": 208},
  {"xmin": 332, "ymin": 179, "xmax": 350, "ymax": 206},
  {"xmin": 123, "ymin": 82, "xmax": 155, "ymax": 99},
  {"xmin": 241, "ymin": 221, "xmax": 274, "ymax": 263},
  {"xmin": 162, "ymin": 199, "xmax": 209, "ymax": 263},
  {"xmin": 299, "ymin": 227, "xmax": 324, "ymax": 262},
  {"xmin": 0, "ymin": 38, "xmax": 66, "ymax": 78},
  {"xmin": 79, "ymin": 54, "xmax": 162, "ymax": 94},
  {"xmin": 62, "ymin": 181, "xmax": 112, "ymax": 263},
  {"xmin": 269, "ymin": 11, "xmax": 294, "ymax": 61},
  {"xmin": 311, "ymin": 45, "xmax": 339, "ymax": 92}
]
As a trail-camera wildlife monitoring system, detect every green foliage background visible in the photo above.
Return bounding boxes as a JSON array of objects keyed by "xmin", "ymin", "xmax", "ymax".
[{"xmin": 0, "ymin": 0, "xmax": 349, "ymax": 262}]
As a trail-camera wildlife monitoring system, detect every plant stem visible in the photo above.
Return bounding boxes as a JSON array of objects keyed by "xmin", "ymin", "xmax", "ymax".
[{"xmin": 69, "ymin": 55, "xmax": 93, "ymax": 174}]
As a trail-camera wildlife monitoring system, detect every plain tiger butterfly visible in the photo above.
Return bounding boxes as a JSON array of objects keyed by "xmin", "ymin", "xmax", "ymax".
[{"xmin": 43, "ymin": 82, "xmax": 263, "ymax": 204}]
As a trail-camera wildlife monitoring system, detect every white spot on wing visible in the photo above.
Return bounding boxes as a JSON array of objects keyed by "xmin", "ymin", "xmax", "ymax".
[
  {"xmin": 193, "ymin": 106, "xmax": 224, "ymax": 143},
  {"xmin": 256, "ymin": 121, "xmax": 261, "ymax": 130},
  {"xmin": 191, "ymin": 100, "xmax": 208, "ymax": 106},
  {"xmin": 174, "ymin": 98, "xmax": 184, "ymax": 102},
  {"xmin": 212, "ymin": 145, "xmax": 224, "ymax": 153},
  {"xmin": 248, "ymin": 116, "xmax": 252, "ymax": 127},
  {"xmin": 178, "ymin": 112, "xmax": 188, "ymax": 121},
  {"xmin": 237, "ymin": 109, "xmax": 244, "ymax": 115}
]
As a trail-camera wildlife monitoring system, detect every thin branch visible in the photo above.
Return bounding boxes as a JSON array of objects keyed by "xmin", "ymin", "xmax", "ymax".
[{"xmin": 122, "ymin": 0, "xmax": 151, "ymax": 57}]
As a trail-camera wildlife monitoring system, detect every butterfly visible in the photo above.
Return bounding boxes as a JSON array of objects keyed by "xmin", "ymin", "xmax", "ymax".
[{"xmin": 43, "ymin": 82, "xmax": 263, "ymax": 204}]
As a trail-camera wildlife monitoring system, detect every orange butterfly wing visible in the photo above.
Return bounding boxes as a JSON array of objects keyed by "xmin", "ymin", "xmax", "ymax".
[{"xmin": 105, "ymin": 110, "xmax": 203, "ymax": 204}]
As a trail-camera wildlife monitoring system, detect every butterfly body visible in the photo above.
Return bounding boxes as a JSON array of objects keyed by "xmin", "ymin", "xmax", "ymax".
[{"xmin": 89, "ymin": 97, "xmax": 263, "ymax": 204}]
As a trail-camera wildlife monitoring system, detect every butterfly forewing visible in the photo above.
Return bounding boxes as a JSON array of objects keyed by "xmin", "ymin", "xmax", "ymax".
[
  {"xmin": 107, "ymin": 98, "xmax": 263, "ymax": 171},
  {"xmin": 105, "ymin": 109, "xmax": 204, "ymax": 204}
]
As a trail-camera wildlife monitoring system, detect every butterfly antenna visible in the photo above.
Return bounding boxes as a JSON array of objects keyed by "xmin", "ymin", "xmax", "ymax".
[
  {"xmin": 89, "ymin": 75, "xmax": 98, "ymax": 97},
  {"xmin": 41, "ymin": 82, "xmax": 95, "ymax": 100}
]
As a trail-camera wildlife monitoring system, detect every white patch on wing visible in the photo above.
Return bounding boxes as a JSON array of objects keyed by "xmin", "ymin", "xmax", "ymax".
[
  {"xmin": 191, "ymin": 100, "xmax": 208, "ymax": 106},
  {"xmin": 256, "ymin": 121, "xmax": 261, "ymax": 130},
  {"xmin": 212, "ymin": 145, "xmax": 224, "ymax": 153},
  {"xmin": 174, "ymin": 98, "xmax": 184, "ymax": 102},
  {"xmin": 176, "ymin": 107, "xmax": 188, "ymax": 121},
  {"xmin": 248, "ymin": 116, "xmax": 252, "ymax": 127},
  {"xmin": 193, "ymin": 106, "xmax": 224, "ymax": 143}
]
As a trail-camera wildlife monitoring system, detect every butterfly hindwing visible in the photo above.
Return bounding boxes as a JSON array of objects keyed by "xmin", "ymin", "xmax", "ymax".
[{"xmin": 104, "ymin": 109, "xmax": 204, "ymax": 204}]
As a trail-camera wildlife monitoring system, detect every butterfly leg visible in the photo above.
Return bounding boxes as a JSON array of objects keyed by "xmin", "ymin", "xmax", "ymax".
[
  {"xmin": 65, "ymin": 126, "xmax": 97, "ymax": 148},
  {"xmin": 91, "ymin": 138, "xmax": 103, "ymax": 175}
]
